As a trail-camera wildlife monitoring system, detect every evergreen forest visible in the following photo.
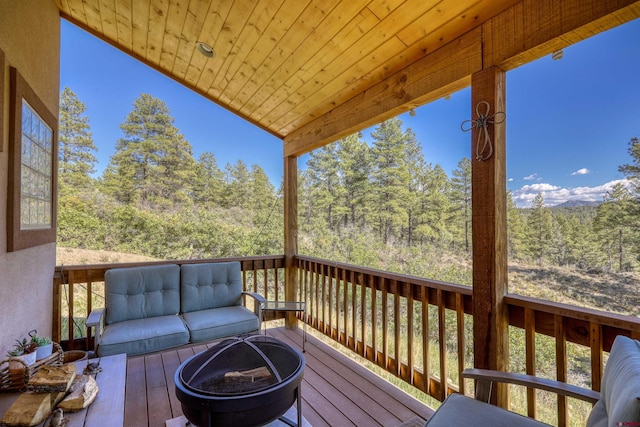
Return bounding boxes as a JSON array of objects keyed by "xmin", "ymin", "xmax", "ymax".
[{"xmin": 57, "ymin": 88, "xmax": 640, "ymax": 313}]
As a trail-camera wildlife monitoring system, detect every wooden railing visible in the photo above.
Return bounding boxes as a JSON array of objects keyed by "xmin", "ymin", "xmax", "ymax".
[
  {"xmin": 53, "ymin": 254, "xmax": 640, "ymax": 425},
  {"xmin": 52, "ymin": 255, "xmax": 285, "ymax": 350},
  {"xmin": 295, "ymin": 255, "xmax": 473, "ymax": 400},
  {"xmin": 296, "ymin": 255, "xmax": 640, "ymax": 426}
]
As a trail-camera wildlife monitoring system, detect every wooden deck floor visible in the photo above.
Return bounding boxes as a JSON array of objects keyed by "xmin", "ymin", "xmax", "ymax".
[{"xmin": 124, "ymin": 327, "xmax": 434, "ymax": 427}]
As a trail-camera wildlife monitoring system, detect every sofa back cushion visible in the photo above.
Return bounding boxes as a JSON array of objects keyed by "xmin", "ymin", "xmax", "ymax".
[
  {"xmin": 586, "ymin": 335, "xmax": 640, "ymax": 427},
  {"xmin": 105, "ymin": 264, "xmax": 181, "ymax": 325},
  {"xmin": 180, "ymin": 262, "xmax": 242, "ymax": 313}
]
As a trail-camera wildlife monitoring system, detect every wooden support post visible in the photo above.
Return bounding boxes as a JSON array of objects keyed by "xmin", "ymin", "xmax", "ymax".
[
  {"xmin": 284, "ymin": 155, "xmax": 298, "ymax": 329},
  {"xmin": 471, "ymin": 66, "xmax": 509, "ymax": 407}
]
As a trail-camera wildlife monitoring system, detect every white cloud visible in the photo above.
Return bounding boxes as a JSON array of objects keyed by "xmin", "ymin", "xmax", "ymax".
[
  {"xmin": 523, "ymin": 173, "xmax": 538, "ymax": 181},
  {"xmin": 508, "ymin": 178, "xmax": 514, "ymax": 182},
  {"xmin": 512, "ymin": 179, "xmax": 632, "ymax": 208},
  {"xmin": 571, "ymin": 168, "xmax": 590, "ymax": 176}
]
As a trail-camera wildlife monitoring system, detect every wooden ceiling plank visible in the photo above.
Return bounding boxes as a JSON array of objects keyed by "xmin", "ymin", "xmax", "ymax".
[
  {"xmin": 196, "ymin": 0, "xmax": 256, "ymax": 95},
  {"xmin": 146, "ymin": 0, "xmax": 170, "ymax": 65},
  {"xmin": 159, "ymin": 0, "xmax": 188, "ymax": 72},
  {"xmin": 207, "ymin": 0, "xmax": 287, "ymax": 105},
  {"xmin": 131, "ymin": 0, "xmax": 150, "ymax": 60},
  {"xmin": 245, "ymin": 1, "xmax": 376, "ymax": 121},
  {"xmin": 274, "ymin": 35, "xmax": 408, "ymax": 134},
  {"xmin": 98, "ymin": 0, "xmax": 119, "ymax": 43},
  {"xmin": 367, "ymin": 0, "xmax": 406, "ymax": 20},
  {"xmin": 172, "ymin": 0, "xmax": 211, "ymax": 79},
  {"xmin": 209, "ymin": 0, "xmax": 331, "ymax": 107},
  {"xmin": 283, "ymin": 28, "xmax": 482, "ymax": 156},
  {"xmin": 115, "ymin": 0, "xmax": 133, "ymax": 52},
  {"xmin": 64, "ymin": 0, "xmax": 89, "ymax": 26},
  {"xmin": 256, "ymin": 0, "xmax": 440, "ymax": 125},
  {"xmin": 81, "ymin": 0, "xmax": 104, "ymax": 34},
  {"xmin": 397, "ymin": 0, "xmax": 476, "ymax": 46},
  {"xmin": 238, "ymin": 0, "xmax": 354, "ymax": 116},
  {"xmin": 222, "ymin": 0, "xmax": 308, "ymax": 109},
  {"xmin": 184, "ymin": 0, "xmax": 234, "ymax": 90}
]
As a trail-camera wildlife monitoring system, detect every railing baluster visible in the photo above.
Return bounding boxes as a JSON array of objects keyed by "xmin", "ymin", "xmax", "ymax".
[
  {"xmin": 382, "ymin": 277, "xmax": 388, "ymax": 371},
  {"xmin": 524, "ymin": 307, "xmax": 537, "ymax": 418},
  {"xmin": 67, "ymin": 270, "xmax": 75, "ymax": 347},
  {"xmin": 421, "ymin": 285, "xmax": 430, "ymax": 395},
  {"xmin": 456, "ymin": 292, "xmax": 465, "ymax": 395},
  {"xmin": 360, "ymin": 273, "xmax": 367, "ymax": 357},
  {"xmin": 328, "ymin": 265, "xmax": 334, "ymax": 339},
  {"xmin": 342, "ymin": 268, "xmax": 348, "ymax": 347},
  {"xmin": 408, "ymin": 283, "xmax": 414, "ymax": 385},
  {"xmin": 555, "ymin": 314, "xmax": 568, "ymax": 427},
  {"xmin": 437, "ymin": 289, "xmax": 447, "ymax": 400},
  {"xmin": 590, "ymin": 322, "xmax": 603, "ymax": 392},
  {"xmin": 351, "ymin": 270, "xmax": 357, "ymax": 352},
  {"xmin": 371, "ymin": 275, "xmax": 378, "ymax": 364},
  {"xmin": 393, "ymin": 280, "xmax": 401, "ymax": 377}
]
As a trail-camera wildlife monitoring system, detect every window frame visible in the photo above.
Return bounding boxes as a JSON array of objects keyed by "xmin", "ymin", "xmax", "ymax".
[{"xmin": 7, "ymin": 67, "xmax": 58, "ymax": 251}]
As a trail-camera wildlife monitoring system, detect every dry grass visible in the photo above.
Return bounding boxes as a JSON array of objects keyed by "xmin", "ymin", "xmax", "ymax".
[
  {"xmin": 56, "ymin": 246, "xmax": 158, "ymax": 266},
  {"xmin": 509, "ymin": 262, "xmax": 640, "ymax": 316}
]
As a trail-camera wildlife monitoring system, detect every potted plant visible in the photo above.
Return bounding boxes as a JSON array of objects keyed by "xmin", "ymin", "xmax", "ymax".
[
  {"xmin": 7, "ymin": 337, "xmax": 37, "ymax": 370},
  {"xmin": 29, "ymin": 330, "xmax": 53, "ymax": 360}
]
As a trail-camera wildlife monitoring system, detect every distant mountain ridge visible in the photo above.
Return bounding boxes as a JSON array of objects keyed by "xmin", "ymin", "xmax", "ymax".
[{"xmin": 552, "ymin": 200, "xmax": 601, "ymax": 208}]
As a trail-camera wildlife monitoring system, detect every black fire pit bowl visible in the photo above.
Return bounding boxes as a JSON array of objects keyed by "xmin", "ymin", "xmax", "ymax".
[{"xmin": 175, "ymin": 335, "xmax": 305, "ymax": 427}]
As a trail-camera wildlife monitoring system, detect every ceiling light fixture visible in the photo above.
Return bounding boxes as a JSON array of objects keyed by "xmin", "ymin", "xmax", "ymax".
[
  {"xmin": 551, "ymin": 49, "xmax": 564, "ymax": 60},
  {"xmin": 196, "ymin": 41, "xmax": 215, "ymax": 58}
]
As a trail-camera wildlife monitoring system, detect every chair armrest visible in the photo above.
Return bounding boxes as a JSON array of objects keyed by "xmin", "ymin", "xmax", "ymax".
[
  {"xmin": 86, "ymin": 307, "xmax": 105, "ymax": 327},
  {"xmin": 242, "ymin": 292, "xmax": 267, "ymax": 305},
  {"xmin": 86, "ymin": 308, "xmax": 106, "ymax": 354},
  {"xmin": 241, "ymin": 292, "xmax": 268, "ymax": 331},
  {"xmin": 462, "ymin": 368, "xmax": 601, "ymax": 405}
]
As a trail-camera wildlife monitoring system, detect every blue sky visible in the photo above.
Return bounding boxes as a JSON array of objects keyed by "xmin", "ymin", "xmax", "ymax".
[{"xmin": 60, "ymin": 17, "xmax": 640, "ymax": 208}]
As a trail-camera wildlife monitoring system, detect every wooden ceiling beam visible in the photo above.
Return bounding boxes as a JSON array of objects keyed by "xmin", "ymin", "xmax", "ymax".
[{"xmin": 284, "ymin": 0, "xmax": 640, "ymax": 157}]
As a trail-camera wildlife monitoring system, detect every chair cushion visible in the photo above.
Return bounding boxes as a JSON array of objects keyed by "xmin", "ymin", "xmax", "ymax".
[
  {"xmin": 180, "ymin": 262, "xmax": 243, "ymax": 313},
  {"xmin": 182, "ymin": 306, "xmax": 259, "ymax": 343},
  {"xmin": 105, "ymin": 264, "xmax": 181, "ymax": 325},
  {"xmin": 98, "ymin": 315, "xmax": 189, "ymax": 356},
  {"xmin": 587, "ymin": 335, "xmax": 640, "ymax": 427},
  {"xmin": 425, "ymin": 394, "xmax": 550, "ymax": 427}
]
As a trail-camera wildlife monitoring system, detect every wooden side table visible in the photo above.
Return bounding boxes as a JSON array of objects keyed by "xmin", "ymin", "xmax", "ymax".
[{"xmin": 260, "ymin": 301, "xmax": 307, "ymax": 352}]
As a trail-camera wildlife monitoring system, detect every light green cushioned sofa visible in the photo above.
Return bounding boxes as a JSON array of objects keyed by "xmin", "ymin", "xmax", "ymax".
[
  {"xmin": 87, "ymin": 261, "xmax": 264, "ymax": 357},
  {"xmin": 425, "ymin": 335, "xmax": 640, "ymax": 427}
]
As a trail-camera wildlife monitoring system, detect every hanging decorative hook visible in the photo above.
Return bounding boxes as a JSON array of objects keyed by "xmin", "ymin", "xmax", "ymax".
[{"xmin": 461, "ymin": 101, "xmax": 506, "ymax": 161}]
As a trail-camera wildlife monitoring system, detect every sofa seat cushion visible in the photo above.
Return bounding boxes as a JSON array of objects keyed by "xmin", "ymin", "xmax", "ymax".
[
  {"xmin": 426, "ymin": 394, "xmax": 550, "ymax": 427},
  {"xmin": 99, "ymin": 315, "xmax": 190, "ymax": 357},
  {"xmin": 182, "ymin": 306, "xmax": 260, "ymax": 343},
  {"xmin": 180, "ymin": 262, "xmax": 243, "ymax": 313}
]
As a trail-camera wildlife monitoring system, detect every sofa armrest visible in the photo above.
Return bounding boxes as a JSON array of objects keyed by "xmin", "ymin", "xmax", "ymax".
[
  {"xmin": 462, "ymin": 368, "xmax": 601, "ymax": 404},
  {"xmin": 86, "ymin": 308, "xmax": 106, "ymax": 354}
]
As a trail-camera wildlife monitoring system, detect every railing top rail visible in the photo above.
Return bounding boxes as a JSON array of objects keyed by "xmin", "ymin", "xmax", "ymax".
[
  {"xmin": 506, "ymin": 294, "xmax": 640, "ymax": 332},
  {"xmin": 295, "ymin": 254, "xmax": 472, "ymax": 296},
  {"xmin": 54, "ymin": 255, "xmax": 286, "ymax": 280}
]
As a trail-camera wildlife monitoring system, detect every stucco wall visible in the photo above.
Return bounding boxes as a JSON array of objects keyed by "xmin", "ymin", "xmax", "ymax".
[{"xmin": 0, "ymin": 1, "xmax": 60, "ymax": 357}]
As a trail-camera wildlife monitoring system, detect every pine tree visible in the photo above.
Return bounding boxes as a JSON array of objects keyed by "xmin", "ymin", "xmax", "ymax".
[
  {"xmin": 101, "ymin": 94, "xmax": 196, "ymax": 208},
  {"xmin": 335, "ymin": 134, "xmax": 371, "ymax": 229},
  {"xmin": 525, "ymin": 193, "xmax": 553, "ymax": 265},
  {"xmin": 506, "ymin": 191, "xmax": 526, "ymax": 260},
  {"xmin": 370, "ymin": 118, "xmax": 412, "ymax": 244},
  {"xmin": 450, "ymin": 158, "xmax": 472, "ymax": 252},
  {"xmin": 619, "ymin": 137, "xmax": 640, "ymax": 194},
  {"xmin": 305, "ymin": 144, "xmax": 342, "ymax": 232},
  {"xmin": 193, "ymin": 152, "xmax": 225, "ymax": 205},
  {"xmin": 593, "ymin": 183, "xmax": 635, "ymax": 271},
  {"xmin": 58, "ymin": 87, "xmax": 98, "ymax": 189}
]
